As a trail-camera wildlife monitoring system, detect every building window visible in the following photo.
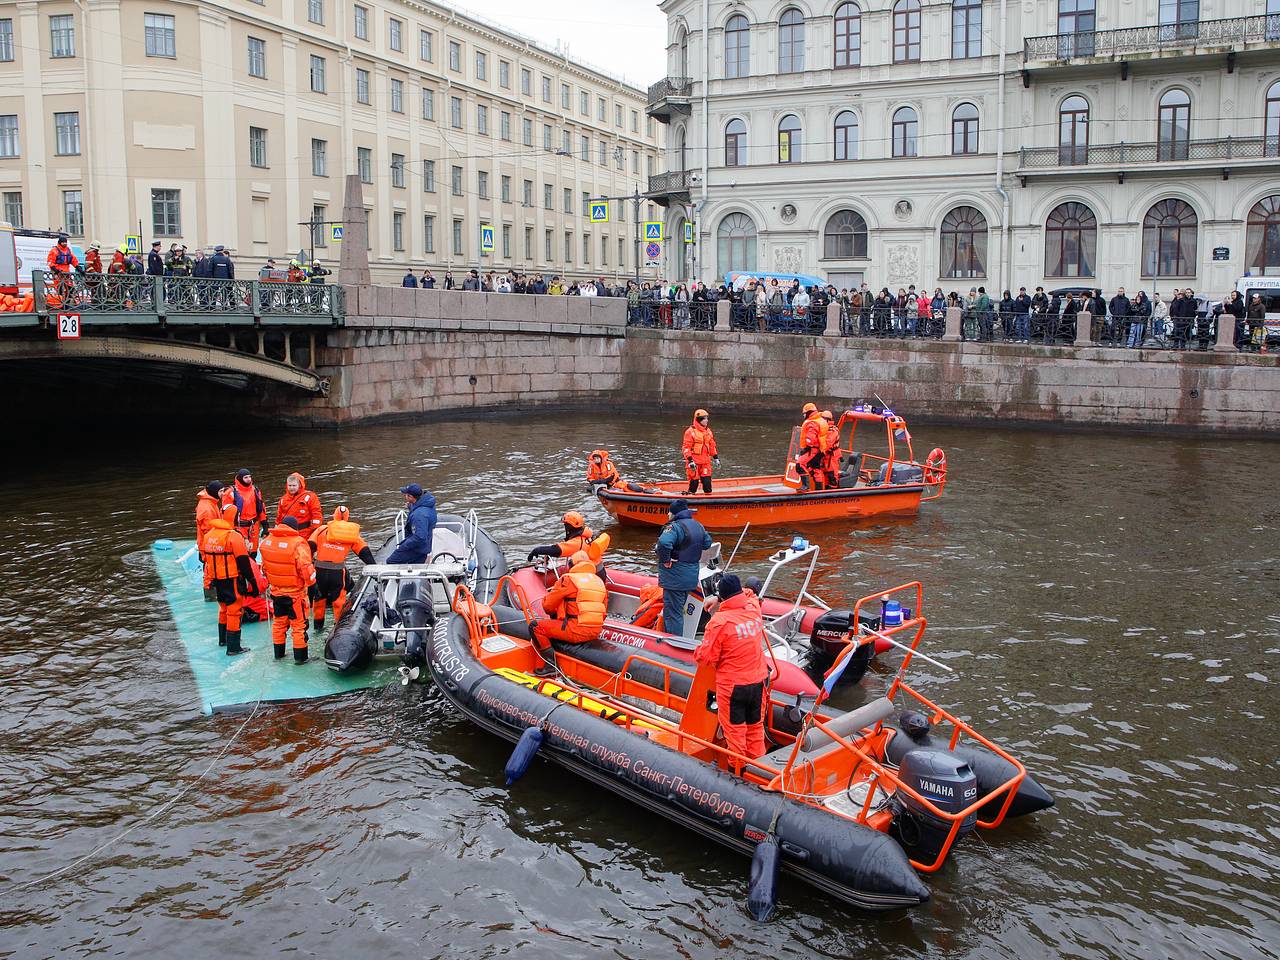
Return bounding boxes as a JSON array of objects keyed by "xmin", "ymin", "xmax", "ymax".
[
  {"xmin": 1157, "ymin": 88, "xmax": 1191, "ymax": 161},
  {"xmin": 420, "ymin": 29, "xmax": 433, "ymax": 61},
  {"xmin": 500, "ymin": 174, "xmax": 511, "ymax": 202},
  {"xmin": 1045, "ymin": 201, "xmax": 1097, "ymax": 277},
  {"xmin": 391, "ymin": 153, "xmax": 405, "ymax": 188},
  {"xmin": 478, "ymin": 170, "xmax": 489, "ymax": 198},
  {"xmin": 778, "ymin": 9, "xmax": 804, "ymax": 73},
  {"xmin": 951, "ymin": 103, "xmax": 979, "ymax": 154},
  {"xmin": 1142, "ymin": 199, "xmax": 1198, "ymax": 277},
  {"xmin": 891, "ymin": 106, "xmax": 917, "ymax": 157},
  {"xmin": 390, "ymin": 78, "xmax": 404, "ymax": 113},
  {"xmin": 564, "ymin": 187, "xmax": 572, "ymax": 213},
  {"xmin": 311, "ymin": 204, "xmax": 327, "ymax": 247},
  {"xmin": 357, "ymin": 146, "xmax": 372, "ymax": 182},
  {"xmin": 501, "ymin": 224, "xmax": 511, "ymax": 258},
  {"xmin": 499, "ymin": 60, "xmax": 510, "ymax": 88},
  {"xmin": 598, "ymin": 141, "xmax": 607, "ymax": 165},
  {"xmin": 0, "ymin": 115, "xmax": 18, "ymax": 158},
  {"xmin": 475, "ymin": 50, "xmax": 486, "ymax": 80},
  {"xmin": 452, "ymin": 219, "xmax": 463, "ymax": 256},
  {"xmin": 3, "ymin": 191, "xmax": 24, "ymax": 227},
  {"xmin": 422, "ymin": 88, "xmax": 434, "ymax": 121},
  {"xmin": 62, "ymin": 190, "xmax": 83, "ymax": 236},
  {"xmin": 834, "ymin": 111, "xmax": 858, "ymax": 161},
  {"xmin": 893, "ymin": 0, "xmax": 921, "ymax": 63},
  {"xmin": 389, "ymin": 17, "xmax": 402, "ymax": 52},
  {"xmin": 823, "ymin": 209, "xmax": 868, "ymax": 259},
  {"xmin": 520, "ymin": 67, "xmax": 532, "ymax": 96},
  {"xmin": 449, "ymin": 96, "xmax": 462, "ymax": 129},
  {"xmin": 355, "ymin": 68, "xmax": 370, "ymax": 104},
  {"xmin": 580, "ymin": 135, "xmax": 589, "ymax": 161},
  {"xmin": 311, "ymin": 138, "xmax": 327, "ymax": 176},
  {"xmin": 562, "ymin": 130, "xmax": 571, "ymax": 153},
  {"xmin": 582, "ymin": 233, "xmax": 590, "ymax": 264},
  {"xmin": 1058, "ymin": 95, "xmax": 1089, "ymax": 164},
  {"xmin": 952, "ymin": 0, "xmax": 981, "ymax": 59},
  {"xmin": 601, "ymin": 234, "xmax": 608, "ymax": 265},
  {"xmin": 1267, "ymin": 81, "xmax": 1280, "ymax": 157},
  {"xmin": 523, "ymin": 226, "xmax": 533, "ymax": 260},
  {"xmin": 561, "ymin": 82, "xmax": 571, "ymax": 109},
  {"xmin": 581, "ymin": 191, "xmax": 589, "ymax": 215},
  {"xmin": 423, "ymin": 159, "xmax": 435, "ymax": 191},
  {"xmin": 615, "ymin": 104, "xmax": 623, "ymax": 127},
  {"xmin": 50, "ymin": 14, "xmax": 75, "ymax": 58},
  {"xmin": 477, "ymin": 104, "xmax": 488, "ymax": 134},
  {"xmin": 597, "ymin": 96, "xmax": 606, "ymax": 121},
  {"xmin": 247, "ymin": 37, "xmax": 266, "ymax": 78},
  {"xmin": 525, "ymin": 181, "xmax": 534, "ymax": 206},
  {"xmin": 424, "ymin": 215, "xmax": 435, "ymax": 253},
  {"xmin": 54, "ymin": 111, "xmax": 80, "ymax": 156},
  {"xmin": 522, "ymin": 118, "xmax": 533, "ymax": 147},
  {"xmin": 717, "ymin": 213, "xmax": 757, "ymax": 272},
  {"xmin": 500, "ymin": 111, "xmax": 511, "ymax": 140},
  {"xmin": 448, "ymin": 40, "xmax": 461, "ymax": 71},
  {"xmin": 144, "ymin": 14, "xmax": 175, "ymax": 58},
  {"xmin": 834, "ymin": 3, "xmax": 861, "ymax": 68},
  {"xmin": 1057, "ymin": 0, "xmax": 1096, "ymax": 56},
  {"xmin": 452, "ymin": 165, "xmax": 463, "ymax": 196},
  {"xmin": 724, "ymin": 15, "xmax": 750, "ymax": 78},
  {"xmin": 0, "ymin": 19, "xmax": 14, "ymax": 62},
  {"xmin": 676, "ymin": 26, "xmax": 689, "ymax": 77},
  {"xmin": 392, "ymin": 212, "xmax": 404, "ymax": 250},
  {"xmin": 777, "ymin": 114, "xmax": 801, "ymax": 163},
  {"xmin": 353, "ymin": 4, "xmax": 368, "ymax": 40},
  {"xmin": 940, "ymin": 206, "xmax": 988, "ymax": 277},
  {"xmin": 631, "ymin": 110, "xmax": 639, "ymax": 132},
  {"xmin": 1246, "ymin": 195, "xmax": 1280, "ymax": 275},
  {"xmin": 542, "ymin": 76, "xmax": 552, "ymax": 102},
  {"xmin": 310, "ymin": 55, "xmax": 326, "ymax": 93},
  {"xmin": 565, "ymin": 230, "xmax": 573, "ymax": 263},
  {"xmin": 546, "ymin": 229, "xmax": 554, "ymax": 261},
  {"xmin": 1158, "ymin": 0, "xmax": 1199, "ymax": 40},
  {"xmin": 723, "ymin": 119, "xmax": 746, "ymax": 166},
  {"xmin": 308, "ymin": 0, "xmax": 324, "ymax": 26},
  {"xmin": 543, "ymin": 124, "xmax": 552, "ymax": 150},
  {"xmin": 151, "ymin": 188, "xmax": 181, "ymax": 236},
  {"xmin": 543, "ymin": 183, "xmax": 553, "ymax": 210},
  {"xmin": 580, "ymin": 90, "xmax": 589, "ymax": 115}
]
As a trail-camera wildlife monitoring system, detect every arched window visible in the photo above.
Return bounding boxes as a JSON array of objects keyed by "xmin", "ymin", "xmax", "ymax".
[
  {"xmin": 676, "ymin": 26, "xmax": 689, "ymax": 77},
  {"xmin": 718, "ymin": 212, "xmax": 757, "ymax": 272},
  {"xmin": 952, "ymin": 103, "xmax": 979, "ymax": 155},
  {"xmin": 823, "ymin": 209, "xmax": 868, "ymax": 259},
  {"xmin": 725, "ymin": 118, "xmax": 747, "ymax": 167},
  {"xmin": 953, "ymin": 0, "xmax": 982, "ymax": 58},
  {"xmin": 1045, "ymin": 201, "xmax": 1097, "ymax": 277},
  {"xmin": 892, "ymin": 106, "xmax": 918, "ymax": 158},
  {"xmin": 1157, "ymin": 89, "xmax": 1191, "ymax": 161},
  {"xmin": 725, "ymin": 15, "xmax": 750, "ymax": 79},
  {"xmin": 1265, "ymin": 80, "xmax": 1280, "ymax": 157},
  {"xmin": 893, "ymin": 0, "xmax": 921, "ymax": 63},
  {"xmin": 834, "ymin": 3, "xmax": 861, "ymax": 68},
  {"xmin": 778, "ymin": 9, "xmax": 805, "ymax": 73},
  {"xmin": 1142, "ymin": 199, "xmax": 1198, "ymax": 277},
  {"xmin": 834, "ymin": 110, "xmax": 859, "ymax": 161},
  {"xmin": 778, "ymin": 114, "xmax": 801, "ymax": 163},
  {"xmin": 940, "ymin": 206, "xmax": 988, "ymax": 278},
  {"xmin": 1058, "ymin": 95, "xmax": 1089, "ymax": 165},
  {"xmin": 1246, "ymin": 195, "xmax": 1280, "ymax": 275}
]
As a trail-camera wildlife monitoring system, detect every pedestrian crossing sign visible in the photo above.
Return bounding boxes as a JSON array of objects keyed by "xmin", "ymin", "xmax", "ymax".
[
  {"xmin": 643, "ymin": 221, "xmax": 662, "ymax": 241},
  {"xmin": 590, "ymin": 201, "xmax": 609, "ymax": 223},
  {"xmin": 330, "ymin": 225, "xmax": 344, "ymax": 242},
  {"xmin": 480, "ymin": 224, "xmax": 495, "ymax": 253},
  {"xmin": 683, "ymin": 221, "xmax": 694, "ymax": 244},
  {"xmin": 125, "ymin": 234, "xmax": 142, "ymax": 255}
]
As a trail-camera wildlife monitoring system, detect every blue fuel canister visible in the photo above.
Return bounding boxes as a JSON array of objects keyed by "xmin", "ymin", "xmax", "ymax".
[{"xmin": 882, "ymin": 599, "xmax": 904, "ymax": 628}]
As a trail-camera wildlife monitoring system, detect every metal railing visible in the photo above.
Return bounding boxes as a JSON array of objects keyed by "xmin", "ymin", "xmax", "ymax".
[
  {"xmin": 647, "ymin": 169, "xmax": 692, "ymax": 195},
  {"xmin": 31, "ymin": 270, "xmax": 345, "ymax": 323},
  {"xmin": 626, "ymin": 296, "xmax": 716, "ymax": 330},
  {"xmin": 1025, "ymin": 14, "xmax": 1280, "ymax": 61},
  {"xmin": 1019, "ymin": 135, "xmax": 1280, "ymax": 169},
  {"xmin": 646, "ymin": 76, "xmax": 692, "ymax": 105}
]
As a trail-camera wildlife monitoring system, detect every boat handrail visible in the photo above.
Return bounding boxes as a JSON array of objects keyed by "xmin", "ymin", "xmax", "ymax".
[
  {"xmin": 852, "ymin": 581, "xmax": 925, "ymax": 631},
  {"xmin": 393, "ymin": 508, "xmax": 407, "ymax": 545},
  {"xmin": 492, "ymin": 573, "xmax": 537, "ymax": 626},
  {"xmin": 759, "ymin": 542, "xmax": 823, "ymax": 630}
]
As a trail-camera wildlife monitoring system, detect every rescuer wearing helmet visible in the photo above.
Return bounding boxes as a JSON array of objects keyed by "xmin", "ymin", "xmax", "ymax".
[
  {"xmin": 695, "ymin": 573, "xmax": 769, "ymax": 759},
  {"xmin": 526, "ymin": 511, "xmax": 611, "ymax": 567},
  {"xmin": 532, "ymin": 550, "xmax": 608, "ymax": 668},
  {"xmin": 682, "ymin": 409, "xmax": 719, "ymax": 494},
  {"xmin": 260, "ymin": 516, "xmax": 317, "ymax": 663},
  {"xmin": 276, "ymin": 472, "xmax": 323, "ymax": 540},
  {"xmin": 795, "ymin": 404, "xmax": 829, "ymax": 491},
  {"xmin": 202, "ymin": 502, "xmax": 260, "ymax": 655},
  {"xmin": 308, "ymin": 506, "xmax": 376, "ymax": 632},
  {"xmin": 819, "ymin": 409, "xmax": 841, "ymax": 488}
]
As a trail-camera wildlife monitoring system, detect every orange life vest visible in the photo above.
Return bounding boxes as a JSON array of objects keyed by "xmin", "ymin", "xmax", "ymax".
[
  {"xmin": 558, "ymin": 529, "xmax": 610, "ymax": 565},
  {"xmin": 632, "ymin": 583, "xmax": 664, "ymax": 631},
  {"xmin": 800, "ymin": 412, "xmax": 827, "ymax": 452},
  {"xmin": 195, "ymin": 491, "xmax": 222, "ymax": 550},
  {"xmin": 259, "ymin": 526, "xmax": 316, "ymax": 594},
  {"xmin": 202, "ymin": 520, "xmax": 248, "ymax": 581},
  {"xmin": 683, "ymin": 423, "xmax": 717, "ymax": 461},
  {"xmin": 312, "ymin": 519, "xmax": 366, "ymax": 569},
  {"xmin": 559, "ymin": 563, "xmax": 607, "ymax": 629}
]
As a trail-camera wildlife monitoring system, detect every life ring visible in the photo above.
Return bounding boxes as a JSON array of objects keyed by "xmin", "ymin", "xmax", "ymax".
[{"xmin": 924, "ymin": 448, "xmax": 947, "ymax": 484}]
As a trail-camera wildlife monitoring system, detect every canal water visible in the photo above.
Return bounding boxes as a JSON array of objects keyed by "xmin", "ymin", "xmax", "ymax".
[{"xmin": 1, "ymin": 413, "xmax": 1276, "ymax": 959}]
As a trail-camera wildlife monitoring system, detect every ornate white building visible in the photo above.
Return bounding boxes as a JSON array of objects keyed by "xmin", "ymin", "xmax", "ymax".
[{"xmin": 647, "ymin": 0, "xmax": 1280, "ymax": 297}]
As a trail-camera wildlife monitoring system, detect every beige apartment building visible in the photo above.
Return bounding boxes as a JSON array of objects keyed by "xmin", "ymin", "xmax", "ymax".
[{"xmin": 0, "ymin": 0, "xmax": 665, "ymax": 282}]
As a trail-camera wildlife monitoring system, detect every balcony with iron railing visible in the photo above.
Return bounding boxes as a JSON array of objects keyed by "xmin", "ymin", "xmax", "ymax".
[
  {"xmin": 1018, "ymin": 135, "xmax": 1280, "ymax": 180},
  {"xmin": 646, "ymin": 169, "xmax": 693, "ymax": 205},
  {"xmin": 646, "ymin": 76, "xmax": 693, "ymax": 123},
  {"xmin": 1024, "ymin": 14, "xmax": 1280, "ymax": 68}
]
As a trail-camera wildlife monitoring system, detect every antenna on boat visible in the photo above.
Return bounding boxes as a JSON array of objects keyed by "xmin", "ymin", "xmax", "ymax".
[{"xmin": 724, "ymin": 522, "xmax": 751, "ymax": 571}]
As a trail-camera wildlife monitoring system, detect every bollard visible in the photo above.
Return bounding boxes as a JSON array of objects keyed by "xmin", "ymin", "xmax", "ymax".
[
  {"xmin": 824, "ymin": 302, "xmax": 841, "ymax": 337},
  {"xmin": 943, "ymin": 306, "xmax": 962, "ymax": 342},
  {"xmin": 1214, "ymin": 313, "xmax": 1237, "ymax": 353},
  {"xmin": 1074, "ymin": 310, "xmax": 1093, "ymax": 347},
  {"xmin": 715, "ymin": 299, "xmax": 730, "ymax": 331}
]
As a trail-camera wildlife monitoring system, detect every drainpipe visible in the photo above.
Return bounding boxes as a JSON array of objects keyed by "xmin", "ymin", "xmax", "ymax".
[
  {"xmin": 994, "ymin": 0, "xmax": 1011, "ymax": 292},
  {"xmin": 698, "ymin": 0, "xmax": 709, "ymax": 283}
]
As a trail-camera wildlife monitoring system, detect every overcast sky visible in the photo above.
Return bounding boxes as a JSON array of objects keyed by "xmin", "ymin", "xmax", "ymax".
[{"xmin": 453, "ymin": 0, "xmax": 669, "ymax": 88}]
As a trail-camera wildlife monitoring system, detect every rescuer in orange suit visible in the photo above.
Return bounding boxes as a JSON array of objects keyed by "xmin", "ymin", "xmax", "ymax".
[
  {"xmin": 682, "ymin": 409, "xmax": 719, "ymax": 494},
  {"xmin": 260, "ymin": 516, "xmax": 317, "ymax": 663},
  {"xmin": 585, "ymin": 450, "xmax": 657, "ymax": 494},
  {"xmin": 308, "ymin": 506, "xmax": 376, "ymax": 632},
  {"xmin": 229, "ymin": 468, "xmax": 267, "ymax": 554},
  {"xmin": 533, "ymin": 551, "xmax": 607, "ymax": 670},
  {"xmin": 796, "ymin": 404, "xmax": 829, "ymax": 491},
  {"xmin": 526, "ymin": 511, "xmax": 611, "ymax": 568},
  {"xmin": 820, "ymin": 410, "xmax": 842, "ymax": 488},
  {"xmin": 46, "ymin": 235, "xmax": 79, "ymax": 274},
  {"xmin": 695, "ymin": 573, "xmax": 769, "ymax": 759},
  {"xmin": 202, "ymin": 503, "xmax": 259, "ymax": 655},
  {"xmin": 276, "ymin": 472, "xmax": 323, "ymax": 540},
  {"xmin": 195, "ymin": 480, "xmax": 226, "ymax": 601},
  {"xmin": 631, "ymin": 582, "xmax": 665, "ymax": 631}
]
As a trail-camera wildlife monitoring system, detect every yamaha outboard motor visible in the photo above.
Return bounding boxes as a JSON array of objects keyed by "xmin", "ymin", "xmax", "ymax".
[
  {"xmin": 806, "ymin": 609, "xmax": 877, "ymax": 684},
  {"xmin": 889, "ymin": 749, "xmax": 978, "ymax": 866}
]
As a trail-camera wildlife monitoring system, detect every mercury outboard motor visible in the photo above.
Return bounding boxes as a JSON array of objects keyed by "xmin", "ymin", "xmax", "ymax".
[
  {"xmin": 806, "ymin": 609, "xmax": 876, "ymax": 684},
  {"xmin": 889, "ymin": 748, "xmax": 978, "ymax": 866}
]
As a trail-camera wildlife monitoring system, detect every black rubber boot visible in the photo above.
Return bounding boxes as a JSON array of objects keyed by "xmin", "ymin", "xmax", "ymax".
[
  {"xmin": 226, "ymin": 630, "xmax": 250, "ymax": 656},
  {"xmin": 218, "ymin": 622, "xmax": 227, "ymax": 647},
  {"xmin": 313, "ymin": 619, "xmax": 324, "ymax": 633},
  {"xmin": 274, "ymin": 642, "xmax": 287, "ymax": 660},
  {"xmin": 293, "ymin": 647, "xmax": 309, "ymax": 665}
]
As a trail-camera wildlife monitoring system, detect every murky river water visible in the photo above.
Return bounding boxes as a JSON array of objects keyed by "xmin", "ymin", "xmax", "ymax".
[{"xmin": 1, "ymin": 413, "xmax": 1277, "ymax": 959}]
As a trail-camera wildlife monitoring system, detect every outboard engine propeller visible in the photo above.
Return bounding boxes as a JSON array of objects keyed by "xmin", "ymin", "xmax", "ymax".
[{"xmin": 890, "ymin": 749, "xmax": 978, "ymax": 866}]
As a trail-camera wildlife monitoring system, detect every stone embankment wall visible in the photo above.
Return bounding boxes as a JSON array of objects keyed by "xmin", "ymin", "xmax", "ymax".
[{"xmin": 280, "ymin": 285, "xmax": 1278, "ymax": 436}]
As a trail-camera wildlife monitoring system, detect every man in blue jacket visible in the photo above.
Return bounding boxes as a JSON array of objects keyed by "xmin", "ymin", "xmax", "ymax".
[
  {"xmin": 655, "ymin": 499, "xmax": 711, "ymax": 637},
  {"xmin": 387, "ymin": 483, "xmax": 437, "ymax": 564}
]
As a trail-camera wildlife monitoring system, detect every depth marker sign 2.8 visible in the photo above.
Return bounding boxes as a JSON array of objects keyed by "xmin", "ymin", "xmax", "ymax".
[{"xmin": 56, "ymin": 313, "xmax": 81, "ymax": 340}]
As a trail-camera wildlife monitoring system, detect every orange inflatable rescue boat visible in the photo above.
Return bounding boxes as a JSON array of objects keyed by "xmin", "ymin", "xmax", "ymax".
[{"xmin": 592, "ymin": 403, "xmax": 947, "ymax": 529}]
